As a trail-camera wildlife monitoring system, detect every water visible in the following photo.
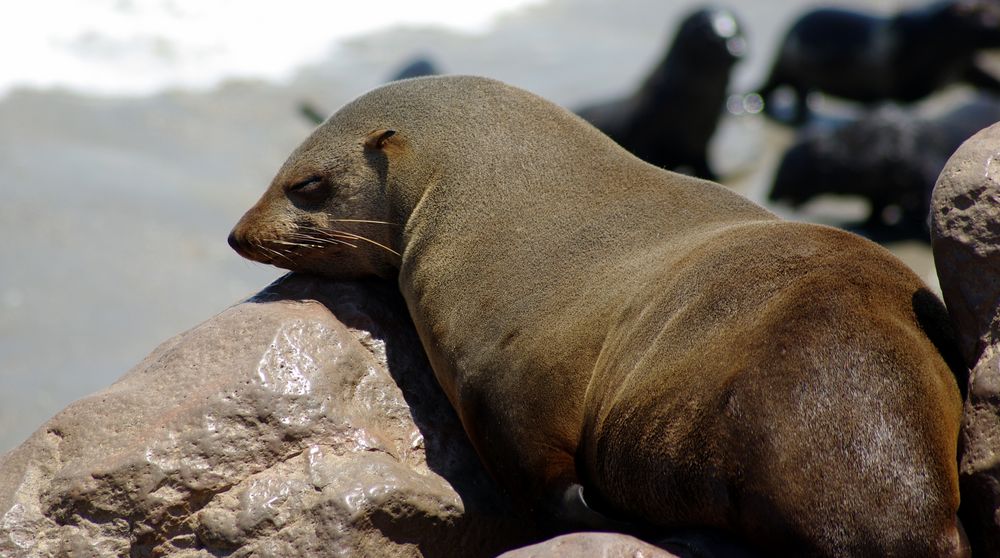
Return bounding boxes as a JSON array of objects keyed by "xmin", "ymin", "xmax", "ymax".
[
  {"xmin": 0, "ymin": 0, "xmax": 543, "ymax": 97},
  {"xmin": 1, "ymin": 0, "xmax": 936, "ymax": 453}
]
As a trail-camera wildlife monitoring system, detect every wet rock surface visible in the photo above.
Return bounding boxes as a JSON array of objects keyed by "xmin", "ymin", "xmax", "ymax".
[
  {"xmin": 931, "ymin": 120, "xmax": 1000, "ymax": 553},
  {"xmin": 0, "ymin": 274, "xmax": 535, "ymax": 557}
]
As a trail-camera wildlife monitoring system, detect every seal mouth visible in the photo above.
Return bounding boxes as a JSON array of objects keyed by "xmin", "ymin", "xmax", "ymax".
[
  {"xmin": 228, "ymin": 220, "xmax": 400, "ymax": 271},
  {"xmin": 228, "ymin": 231, "xmax": 313, "ymax": 267}
]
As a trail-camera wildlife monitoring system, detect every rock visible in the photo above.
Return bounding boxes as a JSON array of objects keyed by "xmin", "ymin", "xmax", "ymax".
[
  {"xmin": 932, "ymin": 120, "xmax": 1000, "ymax": 366},
  {"xmin": 0, "ymin": 274, "xmax": 536, "ymax": 557},
  {"xmin": 498, "ymin": 532, "xmax": 677, "ymax": 558},
  {"xmin": 931, "ymin": 120, "xmax": 1000, "ymax": 553}
]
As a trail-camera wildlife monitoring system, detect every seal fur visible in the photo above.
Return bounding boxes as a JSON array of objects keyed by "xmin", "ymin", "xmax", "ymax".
[{"xmin": 230, "ymin": 75, "xmax": 966, "ymax": 556}]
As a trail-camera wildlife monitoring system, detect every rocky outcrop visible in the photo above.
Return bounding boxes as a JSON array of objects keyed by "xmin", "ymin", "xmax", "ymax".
[
  {"xmin": 931, "ymin": 120, "xmax": 1000, "ymax": 553},
  {"xmin": 0, "ymin": 274, "xmax": 537, "ymax": 557}
]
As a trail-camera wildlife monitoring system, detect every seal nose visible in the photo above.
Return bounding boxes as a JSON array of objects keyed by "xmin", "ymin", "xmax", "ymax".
[{"xmin": 228, "ymin": 229, "xmax": 246, "ymax": 256}]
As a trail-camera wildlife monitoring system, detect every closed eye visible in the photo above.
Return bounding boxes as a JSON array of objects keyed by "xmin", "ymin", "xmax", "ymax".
[{"xmin": 287, "ymin": 176, "xmax": 324, "ymax": 194}]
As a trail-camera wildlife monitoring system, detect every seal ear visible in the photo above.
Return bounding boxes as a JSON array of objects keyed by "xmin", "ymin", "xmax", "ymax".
[{"xmin": 364, "ymin": 129, "xmax": 398, "ymax": 151}]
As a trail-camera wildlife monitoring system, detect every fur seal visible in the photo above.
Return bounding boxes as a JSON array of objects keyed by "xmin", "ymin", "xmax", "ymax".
[
  {"xmin": 229, "ymin": 75, "xmax": 967, "ymax": 556},
  {"xmin": 758, "ymin": 0, "xmax": 1000, "ymax": 124},
  {"xmin": 575, "ymin": 7, "xmax": 746, "ymax": 180},
  {"xmin": 769, "ymin": 94, "xmax": 1000, "ymax": 239}
]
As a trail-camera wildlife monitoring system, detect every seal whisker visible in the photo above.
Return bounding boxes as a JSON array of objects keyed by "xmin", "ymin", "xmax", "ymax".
[
  {"xmin": 285, "ymin": 231, "xmax": 326, "ymax": 240},
  {"xmin": 264, "ymin": 247, "xmax": 293, "ymax": 264},
  {"xmin": 296, "ymin": 224, "xmax": 397, "ymax": 255},
  {"xmin": 271, "ymin": 239, "xmax": 316, "ymax": 248},
  {"xmin": 286, "ymin": 232, "xmax": 358, "ymax": 249},
  {"xmin": 294, "ymin": 226, "xmax": 348, "ymax": 240},
  {"xmin": 252, "ymin": 239, "xmax": 295, "ymax": 264},
  {"xmin": 328, "ymin": 218, "xmax": 401, "ymax": 227},
  {"xmin": 277, "ymin": 236, "xmax": 330, "ymax": 249},
  {"xmin": 327, "ymin": 229, "xmax": 400, "ymax": 256},
  {"xmin": 286, "ymin": 231, "xmax": 338, "ymax": 243},
  {"xmin": 320, "ymin": 237, "xmax": 359, "ymax": 249}
]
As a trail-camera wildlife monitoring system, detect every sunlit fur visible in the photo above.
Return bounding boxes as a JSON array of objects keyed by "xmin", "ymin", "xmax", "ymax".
[{"xmin": 230, "ymin": 76, "xmax": 967, "ymax": 557}]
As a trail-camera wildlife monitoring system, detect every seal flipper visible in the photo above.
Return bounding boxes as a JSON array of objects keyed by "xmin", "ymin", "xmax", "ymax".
[{"xmin": 552, "ymin": 483, "xmax": 635, "ymax": 532}]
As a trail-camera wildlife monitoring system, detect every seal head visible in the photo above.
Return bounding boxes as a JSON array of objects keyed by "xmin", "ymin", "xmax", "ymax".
[{"xmin": 229, "ymin": 126, "xmax": 408, "ymax": 279}]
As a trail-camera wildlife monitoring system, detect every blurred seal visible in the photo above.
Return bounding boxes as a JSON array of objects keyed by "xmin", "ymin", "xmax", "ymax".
[
  {"xmin": 576, "ymin": 7, "xmax": 746, "ymax": 180},
  {"xmin": 758, "ymin": 0, "xmax": 1000, "ymax": 124},
  {"xmin": 389, "ymin": 57, "xmax": 440, "ymax": 81},
  {"xmin": 769, "ymin": 94, "xmax": 1000, "ymax": 239}
]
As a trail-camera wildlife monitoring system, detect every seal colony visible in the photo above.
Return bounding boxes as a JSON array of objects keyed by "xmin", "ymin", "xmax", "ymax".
[{"xmin": 229, "ymin": 76, "xmax": 966, "ymax": 556}]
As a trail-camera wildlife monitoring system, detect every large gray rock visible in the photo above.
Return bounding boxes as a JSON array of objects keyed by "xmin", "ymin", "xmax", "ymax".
[
  {"xmin": 931, "ymin": 120, "xmax": 1000, "ymax": 553},
  {"xmin": 0, "ymin": 274, "xmax": 536, "ymax": 557}
]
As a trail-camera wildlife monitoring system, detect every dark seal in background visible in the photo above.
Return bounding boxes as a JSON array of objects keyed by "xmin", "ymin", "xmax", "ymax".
[
  {"xmin": 576, "ymin": 7, "xmax": 746, "ymax": 180},
  {"xmin": 757, "ymin": 0, "xmax": 1000, "ymax": 124}
]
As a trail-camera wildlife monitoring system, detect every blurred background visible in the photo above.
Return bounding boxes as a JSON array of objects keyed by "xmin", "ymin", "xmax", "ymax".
[{"xmin": 1, "ymin": 0, "xmax": 991, "ymax": 452}]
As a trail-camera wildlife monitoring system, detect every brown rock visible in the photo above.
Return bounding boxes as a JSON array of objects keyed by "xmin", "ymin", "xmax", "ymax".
[
  {"xmin": 931, "ymin": 120, "xmax": 1000, "ymax": 553},
  {"xmin": 0, "ymin": 274, "xmax": 535, "ymax": 557},
  {"xmin": 498, "ymin": 532, "xmax": 678, "ymax": 558},
  {"xmin": 931, "ymin": 121, "xmax": 1000, "ymax": 366}
]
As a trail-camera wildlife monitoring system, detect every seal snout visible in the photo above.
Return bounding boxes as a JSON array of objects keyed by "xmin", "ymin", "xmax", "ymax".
[
  {"xmin": 227, "ymin": 228, "xmax": 248, "ymax": 257},
  {"xmin": 227, "ymin": 225, "xmax": 282, "ymax": 266},
  {"xmin": 228, "ymin": 218, "xmax": 263, "ymax": 262}
]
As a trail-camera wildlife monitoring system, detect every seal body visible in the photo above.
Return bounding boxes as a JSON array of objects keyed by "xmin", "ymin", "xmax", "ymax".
[
  {"xmin": 758, "ymin": 0, "xmax": 1000, "ymax": 123},
  {"xmin": 770, "ymin": 95, "xmax": 1000, "ymax": 237},
  {"xmin": 230, "ymin": 76, "xmax": 966, "ymax": 556},
  {"xmin": 576, "ymin": 7, "xmax": 746, "ymax": 180}
]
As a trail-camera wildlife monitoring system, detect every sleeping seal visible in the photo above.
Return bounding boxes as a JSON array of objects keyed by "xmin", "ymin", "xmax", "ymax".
[{"xmin": 230, "ymin": 75, "xmax": 967, "ymax": 556}]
